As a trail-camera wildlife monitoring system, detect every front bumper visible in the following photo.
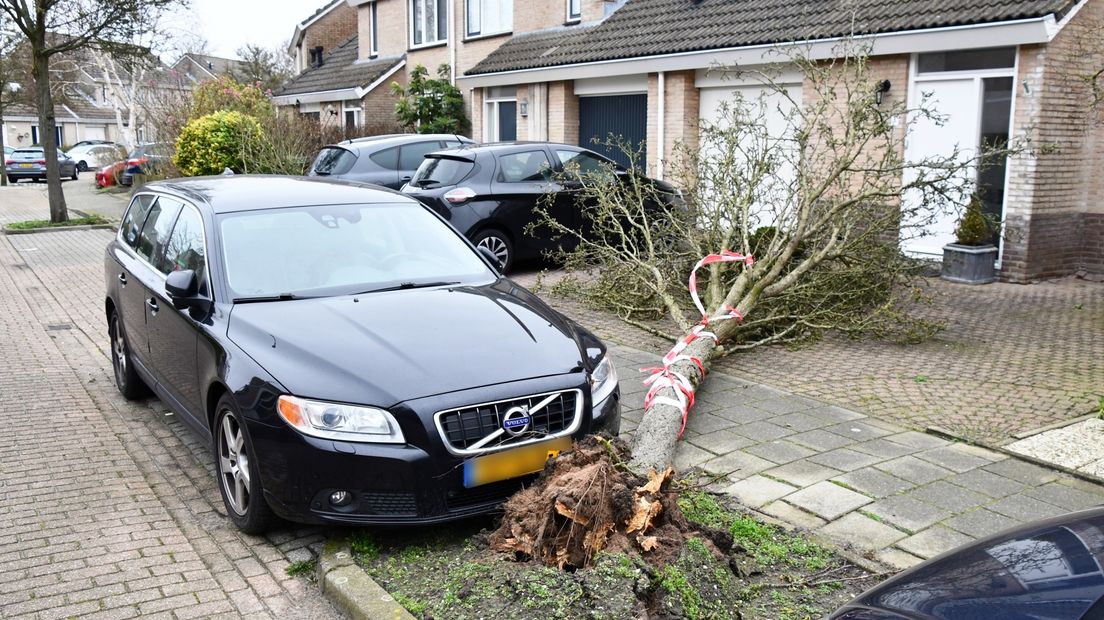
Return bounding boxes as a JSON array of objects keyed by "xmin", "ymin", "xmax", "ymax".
[{"xmin": 249, "ymin": 376, "xmax": 620, "ymax": 525}]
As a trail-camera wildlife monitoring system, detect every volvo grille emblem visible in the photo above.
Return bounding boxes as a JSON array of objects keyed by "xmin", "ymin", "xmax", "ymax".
[{"xmin": 501, "ymin": 406, "xmax": 531, "ymax": 436}]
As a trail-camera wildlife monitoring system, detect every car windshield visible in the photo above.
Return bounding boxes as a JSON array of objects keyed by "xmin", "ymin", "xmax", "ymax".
[
  {"xmin": 218, "ymin": 202, "xmax": 493, "ymax": 299},
  {"xmin": 410, "ymin": 156, "xmax": 474, "ymax": 188}
]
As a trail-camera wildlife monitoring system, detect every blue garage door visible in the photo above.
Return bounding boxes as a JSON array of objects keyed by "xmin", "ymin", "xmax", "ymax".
[{"xmin": 578, "ymin": 94, "xmax": 646, "ymax": 169}]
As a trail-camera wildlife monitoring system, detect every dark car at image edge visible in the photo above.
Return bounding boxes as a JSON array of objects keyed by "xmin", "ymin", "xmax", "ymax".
[{"xmin": 103, "ymin": 175, "xmax": 620, "ymax": 533}]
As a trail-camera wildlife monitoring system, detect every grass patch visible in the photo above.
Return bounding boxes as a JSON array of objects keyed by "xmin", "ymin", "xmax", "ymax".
[
  {"xmin": 5, "ymin": 214, "xmax": 109, "ymax": 230},
  {"xmin": 285, "ymin": 559, "xmax": 316, "ymax": 577},
  {"xmin": 678, "ymin": 490, "xmax": 834, "ymax": 571},
  {"xmin": 349, "ymin": 531, "xmax": 380, "ymax": 560}
]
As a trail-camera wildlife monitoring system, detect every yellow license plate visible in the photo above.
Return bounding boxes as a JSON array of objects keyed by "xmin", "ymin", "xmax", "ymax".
[
  {"xmin": 463, "ymin": 436, "xmax": 572, "ymax": 488},
  {"xmin": 19, "ymin": 163, "xmax": 33, "ymax": 168}
]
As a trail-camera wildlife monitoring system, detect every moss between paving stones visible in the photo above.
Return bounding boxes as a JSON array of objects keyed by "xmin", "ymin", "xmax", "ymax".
[{"xmin": 344, "ymin": 485, "xmax": 879, "ymax": 620}]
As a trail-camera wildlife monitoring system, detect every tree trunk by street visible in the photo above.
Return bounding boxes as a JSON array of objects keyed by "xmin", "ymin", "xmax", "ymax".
[{"xmin": 32, "ymin": 46, "xmax": 68, "ymax": 222}]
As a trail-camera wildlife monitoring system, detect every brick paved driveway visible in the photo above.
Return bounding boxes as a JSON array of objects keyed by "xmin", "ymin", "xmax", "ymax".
[
  {"xmin": 0, "ymin": 225, "xmax": 338, "ymax": 617},
  {"xmin": 516, "ymin": 271, "xmax": 1104, "ymax": 444}
]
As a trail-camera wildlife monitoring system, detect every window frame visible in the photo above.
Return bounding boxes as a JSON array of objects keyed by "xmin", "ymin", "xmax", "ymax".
[
  {"xmin": 567, "ymin": 0, "xmax": 581, "ymax": 22},
  {"xmin": 370, "ymin": 1, "xmax": 379, "ymax": 56},
  {"xmin": 466, "ymin": 0, "xmax": 512, "ymax": 38},
  {"xmin": 157, "ymin": 201, "xmax": 213, "ymax": 300},
  {"xmin": 410, "ymin": 0, "xmax": 448, "ymax": 48}
]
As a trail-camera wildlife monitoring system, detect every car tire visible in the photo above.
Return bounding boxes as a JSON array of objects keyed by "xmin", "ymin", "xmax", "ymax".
[
  {"xmin": 109, "ymin": 310, "xmax": 149, "ymax": 400},
  {"xmin": 71, "ymin": 167, "xmax": 79, "ymax": 181},
  {"xmin": 77, "ymin": 161, "xmax": 88, "ymax": 172},
  {"xmin": 214, "ymin": 396, "xmax": 275, "ymax": 534},
  {"xmin": 472, "ymin": 229, "xmax": 513, "ymax": 272}
]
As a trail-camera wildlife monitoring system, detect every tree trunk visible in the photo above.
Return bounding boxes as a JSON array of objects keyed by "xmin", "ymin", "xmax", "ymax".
[
  {"xmin": 627, "ymin": 331, "xmax": 725, "ymax": 473},
  {"xmin": 32, "ymin": 48, "xmax": 68, "ymax": 223}
]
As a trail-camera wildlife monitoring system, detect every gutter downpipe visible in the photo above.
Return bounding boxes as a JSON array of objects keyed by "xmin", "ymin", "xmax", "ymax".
[
  {"xmin": 450, "ymin": 0, "xmax": 457, "ymax": 84},
  {"xmin": 657, "ymin": 71, "xmax": 665, "ymax": 180}
]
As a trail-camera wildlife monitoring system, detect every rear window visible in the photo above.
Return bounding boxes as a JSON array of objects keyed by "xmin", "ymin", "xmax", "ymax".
[
  {"xmin": 399, "ymin": 141, "xmax": 444, "ymax": 170},
  {"xmin": 311, "ymin": 147, "xmax": 357, "ymax": 175},
  {"xmin": 12, "ymin": 149, "xmax": 42, "ymax": 159},
  {"xmin": 410, "ymin": 156, "xmax": 474, "ymax": 188}
]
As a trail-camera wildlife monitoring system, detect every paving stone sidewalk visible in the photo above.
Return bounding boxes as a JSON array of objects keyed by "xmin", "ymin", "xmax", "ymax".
[
  {"xmin": 605, "ymin": 343, "xmax": 1104, "ymax": 569},
  {"xmin": 0, "ymin": 193, "xmax": 339, "ymax": 619}
]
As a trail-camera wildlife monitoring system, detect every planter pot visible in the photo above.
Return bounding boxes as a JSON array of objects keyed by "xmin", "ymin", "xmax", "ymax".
[{"xmin": 941, "ymin": 243, "xmax": 998, "ymax": 284}]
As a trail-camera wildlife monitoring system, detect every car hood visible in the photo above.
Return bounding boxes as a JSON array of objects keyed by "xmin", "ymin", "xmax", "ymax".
[
  {"xmin": 227, "ymin": 279, "xmax": 590, "ymax": 406},
  {"xmin": 832, "ymin": 507, "xmax": 1104, "ymax": 620}
]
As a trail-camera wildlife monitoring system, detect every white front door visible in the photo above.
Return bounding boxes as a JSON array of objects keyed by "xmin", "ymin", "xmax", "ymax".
[{"xmin": 902, "ymin": 78, "xmax": 981, "ymax": 257}]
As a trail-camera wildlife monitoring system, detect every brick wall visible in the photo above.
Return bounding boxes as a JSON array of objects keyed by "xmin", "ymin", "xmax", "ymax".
[
  {"xmin": 547, "ymin": 81, "xmax": 579, "ymax": 144},
  {"xmin": 299, "ymin": 2, "xmax": 358, "ymax": 71},
  {"xmin": 645, "ymin": 70, "xmax": 700, "ymax": 178},
  {"xmin": 360, "ymin": 86, "xmax": 405, "ymax": 133},
  {"xmin": 1001, "ymin": 0, "xmax": 1104, "ymax": 281},
  {"xmin": 515, "ymin": 0, "xmax": 606, "ymax": 33}
]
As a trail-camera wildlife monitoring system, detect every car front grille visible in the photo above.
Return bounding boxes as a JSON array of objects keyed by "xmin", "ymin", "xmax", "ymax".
[
  {"xmin": 435, "ymin": 389, "xmax": 582, "ymax": 456},
  {"xmin": 360, "ymin": 491, "xmax": 417, "ymax": 516}
]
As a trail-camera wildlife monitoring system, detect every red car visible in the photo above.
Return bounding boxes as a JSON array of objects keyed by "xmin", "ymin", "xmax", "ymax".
[{"xmin": 96, "ymin": 160, "xmax": 126, "ymax": 188}]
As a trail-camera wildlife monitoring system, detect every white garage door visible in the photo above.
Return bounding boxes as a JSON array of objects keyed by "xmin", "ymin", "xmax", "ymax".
[
  {"xmin": 83, "ymin": 126, "xmax": 107, "ymax": 141},
  {"xmin": 698, "ymin": 82, "xmax": 802, "ymax": 229}
]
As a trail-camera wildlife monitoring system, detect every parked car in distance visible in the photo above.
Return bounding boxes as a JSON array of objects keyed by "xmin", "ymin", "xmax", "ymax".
[
  {"xmin": 121, "ymin": 143, "xmax": 173, "ymax": 186},
  {"xmin": 67, "ymin": 142, "xmax": 124, "ymax": 172},
  {"xmin": 401, "ymin": 142, "xmax": 681, "ymax": 272},
  {"xmin": 3, "ymin": 145, "xmax": 12, "ymax": 158},
  {"xmin": 5, "ymin": 146, "xmax": 79, "ymax": 183},
  {"xmin": 308, "ymin": 134, "xmax": 475, "ymax": 190},
  {"xmin": 97, "ymin": 160, "xmax": 127, "ymax": 188},
  {"xmin": 831, "ymin": 506, "xmax": 1104, "ymax": 619},
  {"xmin": 103, "ymin": 175, "xmax": 621, "ymax": 534},
  {"xmin": 70, "ymin": 139, "xmax": 115, "ymax": 149}
]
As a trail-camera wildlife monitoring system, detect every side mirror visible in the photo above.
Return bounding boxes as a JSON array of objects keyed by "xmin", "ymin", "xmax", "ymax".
[
  {"xmin": 165, "ymin": 269, "xmax": 198, "ymax": 309},
  {"xmin": 477, "ymin": 246, "xmax": 504, "ymax": 272}
]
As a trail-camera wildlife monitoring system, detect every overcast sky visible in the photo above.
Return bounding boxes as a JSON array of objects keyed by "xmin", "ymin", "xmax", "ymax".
[{"xmin": 169, "ymin": 0, "xmax": 324, "ymax": 59}]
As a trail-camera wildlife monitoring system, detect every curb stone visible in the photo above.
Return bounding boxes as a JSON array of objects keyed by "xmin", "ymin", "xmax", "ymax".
[{"xmin": 318, "ymin": 541, "xmax": 415, "ymax": 620}]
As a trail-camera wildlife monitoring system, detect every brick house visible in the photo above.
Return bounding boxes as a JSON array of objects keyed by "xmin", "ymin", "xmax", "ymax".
[
  {"xmin": 456, "ymin": 0, "xmax": 1104, "ymax": 282},
  {"xmin": 273, "ymin": 0, "xmax": 615, "ymax": 135}
]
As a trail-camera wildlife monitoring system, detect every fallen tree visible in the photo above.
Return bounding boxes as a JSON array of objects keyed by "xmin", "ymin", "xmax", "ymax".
[{"xmin": 492, "ymin": 43, "xmax": 1021, "ymax": 568}]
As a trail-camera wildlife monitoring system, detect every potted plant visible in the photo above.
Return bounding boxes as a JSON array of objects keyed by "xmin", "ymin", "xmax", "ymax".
[{"xmin": 941, "ymin": 193, "xmax": 998, "ymax": 284}]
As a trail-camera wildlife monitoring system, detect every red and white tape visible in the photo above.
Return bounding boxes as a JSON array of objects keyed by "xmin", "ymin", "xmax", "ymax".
[{"xmin": 642, "ymin": 250, "xmax": 754, "ymax": 438}]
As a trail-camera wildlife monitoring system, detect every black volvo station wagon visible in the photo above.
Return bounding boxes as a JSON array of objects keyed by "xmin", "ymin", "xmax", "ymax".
[{"xmin": 104, "ymin": 175, "xmax": 620, "ymax": 533}]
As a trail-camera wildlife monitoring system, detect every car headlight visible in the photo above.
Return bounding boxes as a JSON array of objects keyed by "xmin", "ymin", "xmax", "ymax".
[
  {"xmin": 277, "ymin": 395, "xmax": 405, "ymax": 444},
  {"xmin": 589, "ymin": 356, "xmax": 618, "ymax": 405}
]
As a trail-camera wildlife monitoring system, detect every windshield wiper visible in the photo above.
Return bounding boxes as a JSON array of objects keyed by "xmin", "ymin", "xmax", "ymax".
[
  {"xmin": 233, "ymin": 293, "xmax": 310, "ymax": 303},
  {"xmin": 356, "ymin": 281, "xmax": 460, "ymax": 294}
]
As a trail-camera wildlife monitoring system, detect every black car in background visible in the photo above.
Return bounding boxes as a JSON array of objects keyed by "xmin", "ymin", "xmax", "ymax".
[
  {"xmin": 121, "ymin": 142, "xmax": 173, "ymax": 186},
  {"xmin": 309, "ymin": 134, "xmax": 475, "ymax": 189},
  {"xmin": 401, "ymin": 142, "xmax": 681, "ymax": 272},
  {"xmin": 831, "ymin": 506, "xmax": 1104, "ymax": 619},
  {"xmin": 104, "ymin": 175, "xmax": 620, "ymax": 533}
]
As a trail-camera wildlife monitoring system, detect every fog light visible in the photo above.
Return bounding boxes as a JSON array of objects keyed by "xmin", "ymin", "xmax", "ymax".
[{"xmin": 329, "ymin": 490, "xmax": 352, "ymax": 507}]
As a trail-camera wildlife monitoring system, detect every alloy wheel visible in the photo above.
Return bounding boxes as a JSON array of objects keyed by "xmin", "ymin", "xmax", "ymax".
[
  {"xmin": 477, "ymin": 235, "xmax": 509, "ymax": 267},
  {"xmin": 110, "ymin": 316, "xmax": 127, "ymax": 387},
  {"xmin": 218, "ymin": 413, "xmax": 251, "ymax": 516}
]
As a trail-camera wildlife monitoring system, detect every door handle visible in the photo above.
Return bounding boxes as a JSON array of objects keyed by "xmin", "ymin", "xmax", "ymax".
[
  {"xmin": 118, "ymin": 273, "xmax": 127, "ymax": 285},
  {"xmin": 400, "ymin": 175, "xmax": 412, "ymax": 181},
  {"xmin": 146, "ymin": 298, "xmax": 159, "ymax": 312}
]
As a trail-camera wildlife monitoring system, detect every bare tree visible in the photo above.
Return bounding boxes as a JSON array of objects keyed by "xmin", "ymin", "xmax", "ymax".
[
  {"xmin": 87, "ymin": 43, "xmax": 157, "ymax": 150},
  {"xmin": 0, "ymin": 26, "xmax": 28, "ymax": 187},
  {"xmin": 235, "ymin": 42, "xmax": 293, "ymax": 93},
  {"xmin": 539, "ymin": 44, "xmax": 1012, "ymax": 472},
  {"xmin": 0, "ymin": 0, "xmax": 185, "ymax": 222}
]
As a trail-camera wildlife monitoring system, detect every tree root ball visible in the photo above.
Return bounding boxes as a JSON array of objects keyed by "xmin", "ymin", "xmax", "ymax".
[{"xmin": 488, "ymin": 436, "xmax": 718, "ymax": 571}]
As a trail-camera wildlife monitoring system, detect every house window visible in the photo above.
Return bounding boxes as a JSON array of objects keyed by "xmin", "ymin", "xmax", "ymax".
[
  {"xmin": 917, "ymin": 47, "xmax": 1016, "ymax": 74},
  {"xmin": 31, "ymin": 125, "xmax": 63, "ymax": 146},
  {"xmin": 567, "ymin": 0, "xmax": 581, "ymax": 21},
  {"xmin": 484, "ymin": 86, "xmax": 517, "ymax": 142},
  {"xmin": 344, "ymin": 102, "xmax": 362, "ymax": 138},
  {"xmin": 467, "ymin": 0, "xmax": 511, "ymax": 37},
  {"xmin": 411, "ymin": 0, "xmax": 447, "ymax": 47},
  {"xmin": 370, "ymin": 1, "xmax": 379, "ymax": 56}
]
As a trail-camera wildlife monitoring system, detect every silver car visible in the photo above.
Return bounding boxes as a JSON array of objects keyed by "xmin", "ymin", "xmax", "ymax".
[{"xmin": 5, "ymin": 146, "xmax": 79, "ymax": 183}]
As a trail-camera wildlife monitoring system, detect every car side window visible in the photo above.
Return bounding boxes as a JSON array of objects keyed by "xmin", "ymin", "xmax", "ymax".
[
  {"xmin": 120, "ymin": 194, "xmax": 156, "ymax": 248},
  {"xmin": 399, "ymin": 141, "xmax": 443, "ymax": 170},
  {"xmin": 135, "ymin": 197, "xmax": 183, "ymax": 267},
  {"xmin": 369, "ymin": 146, "xmax": 399, "ymax": 170},
  {"xmin": 158, "ymin": 205, "xmax": 209, "ymax": 297},
  {"xmin": 555, "ymin": 149, "xmax": 610, "ymax": 176},
  {"xmin": 497, "ymin": 150, "xmax": 553, "ymax": 183}
]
